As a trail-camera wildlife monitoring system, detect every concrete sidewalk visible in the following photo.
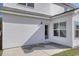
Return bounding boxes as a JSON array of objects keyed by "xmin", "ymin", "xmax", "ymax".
[{"xmin": 2, "ymin": 43, "xmax": 70, "ymax": 56}]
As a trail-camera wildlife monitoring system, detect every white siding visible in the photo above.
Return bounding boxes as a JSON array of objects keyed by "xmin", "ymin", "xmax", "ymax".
[
  {"xmin": 72, "ymin": 12, "xmax": 79, "ymax": 47},
  {"xmin": 3, "ymin": 3, "xmax": 78, "ymax": 49},
  {"xmin": 49, "ymin": 13, "xmax": 73, "ymax": 47},
  {"xmin": 2, "ymin": 13, "xmax": 50, "ymax": 49},
  {"xmin": 50, "ymin": 4, "xmax": 64, "ymax": 16},
  {"xmin": 3, "ymin": 3, "xmax": 64, "ymax": 16}
]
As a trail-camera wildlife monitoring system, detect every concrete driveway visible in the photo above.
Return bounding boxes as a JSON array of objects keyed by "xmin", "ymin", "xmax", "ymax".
[{"xmin": 2, "ymin": 43, "xmax": 70, "ymax": 56}]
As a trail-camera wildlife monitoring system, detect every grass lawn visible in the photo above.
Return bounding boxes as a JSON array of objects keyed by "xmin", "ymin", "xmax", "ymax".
[
  {"xmin": 53, "ymin": 48, "xmax": 79, "ymax": 56},
  {"xmin": 0, "ymin": 50, "xmax": 3, "ymax": 56}
]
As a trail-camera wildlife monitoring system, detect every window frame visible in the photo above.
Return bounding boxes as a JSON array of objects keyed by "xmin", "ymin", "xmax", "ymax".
[
  {"xmin": 18, "ymin": 3, "xmax": 34, "ymax": 8},
  {"xmin": 75, "ymin": 30, "xmax": 79, "ymax": 38},
  {"xmin": 53, "ymin": 23, "xmax": 59, "ymax": 36},
  {"xmin": 26, "ymin": 3, "xmax": 34, "ymax": 8},
  {"xmin": 53, "ymin": 22, "xmax": 66, "ymax": 37},
  {"xmin": 18, "ymin": 3, "xmax": 26, "ymax": 6},
  {"xmin": 60, "ymin": 22, "xmax": 66, "ymax": 37},
  {"xmin": 75, "ymin": 22, "xmax": 79, "ymax": 38}
]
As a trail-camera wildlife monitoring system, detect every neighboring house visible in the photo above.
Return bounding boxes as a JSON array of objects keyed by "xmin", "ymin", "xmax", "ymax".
[{"xmin": 0, "ymin": 3, "xmax": 79, "ymax": 49}]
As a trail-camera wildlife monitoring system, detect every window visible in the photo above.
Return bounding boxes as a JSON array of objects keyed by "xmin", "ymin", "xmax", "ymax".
[
  {"xmin": 54, "ymin": 30, "xmax": 59, "ymax": 36},
  {"xmin": 18, "ymin": 3, "xmax": 26, "ymax": 6},
  {"xmin": 60, "ymin": 30, "xmax": 66, "ymax": 37},
  {"xmin": 45, "ymin": 25, "xmax": 49, "ymax": 39},
  {"xmin": 53, "ymin": 23, "xmax": 59, "ymax": 36},
  {"xmin": 53, "ymin": 22, "xmax": 66, "ymax": 37},
  {"xmin": 27, "ymin": 3, "xmax": 34, "ymax": 8},
  {"xmin": 18, "ymin": 3, "xmax": 34, "ymax": 8},
  {"xmin": 60, "ymin": 22, "xmax": 66, "ymax": 29},
  {"xmin": 75, "ymin": 22, "xmax": 79, "ymax": 37},
  {"xmin": 75, "ymin": 30, "xmax": 79, "ymax": 37},
  {"xmin": 54, "ymin": 23, "xmax": 59, "ymax": 29},
  {"xmin": 60, "ymin": 22, "xmax": 66, "ymax": 37}
]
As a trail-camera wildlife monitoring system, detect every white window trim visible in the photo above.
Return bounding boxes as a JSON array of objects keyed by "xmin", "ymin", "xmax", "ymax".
[
  {"xmin": 18, "ymin": 3, "xmax": 34, "ymax": 9},
  {"xmin": 53, "ymin": 22, "xmax": 67, "ymax": 37},
  {"xmin": 75, "ymin": 22, "xmax": 79, "ymax": 38}
]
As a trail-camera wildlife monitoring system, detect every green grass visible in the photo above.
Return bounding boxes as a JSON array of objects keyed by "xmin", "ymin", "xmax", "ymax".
[
  {"xmin": 53, "ymin": 48, "xmax": 79, "ymax": 56},
  {"xmin": 0, "ymin": 50, "xmax": 3, "ymax": 56}
]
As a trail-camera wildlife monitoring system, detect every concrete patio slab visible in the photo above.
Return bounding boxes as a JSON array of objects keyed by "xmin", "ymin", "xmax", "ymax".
[
  {"xmin": 2, "ymin": 43, "xmax": 70, "ymax": 56},
  {"xmin": 2, "ymin": 47, "xmax": 24, "ymax": 56}
]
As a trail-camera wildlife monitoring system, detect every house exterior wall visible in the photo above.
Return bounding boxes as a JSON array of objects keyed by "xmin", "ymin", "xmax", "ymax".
[
  {"xmin": 2, "ymin": 3, "xmax": 66, "ymax": 49},
  {"xmin": 49, "ymin": 13, "xmax": 73, "ymax": 47},
  {"xmin": 2, "ymin": 3, "xmax": 79, "ymax": 49},
  {"xmin": 2, "ymin": 13, "xmax": 50, "ymax": 49},
  {"xmin": 3, "ymin": 3, "xmax": 65, "ymax": 16},
  {"xmin": 72, "ymin": 12, "xmax": 79, "ymax": 47},
  {"xmin": 2, "ymin": 10, "xmax": 76, "ymax": 49}
]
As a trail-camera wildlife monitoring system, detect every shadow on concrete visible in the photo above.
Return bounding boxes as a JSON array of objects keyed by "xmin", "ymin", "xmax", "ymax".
[{"xmin": 21, "ymin": 42, "xmax": 70, "ymax": 54}]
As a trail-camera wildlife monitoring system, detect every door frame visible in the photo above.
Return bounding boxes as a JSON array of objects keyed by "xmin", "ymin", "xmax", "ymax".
[{"xmin": 45, "ymin": 24, "xmax": 49, "ymax": 40}]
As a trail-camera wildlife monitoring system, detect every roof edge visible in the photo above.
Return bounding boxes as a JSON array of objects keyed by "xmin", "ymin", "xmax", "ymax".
[{"xmin": 51, "ymin": 8, "xmax": 79, "ymax": 18}]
